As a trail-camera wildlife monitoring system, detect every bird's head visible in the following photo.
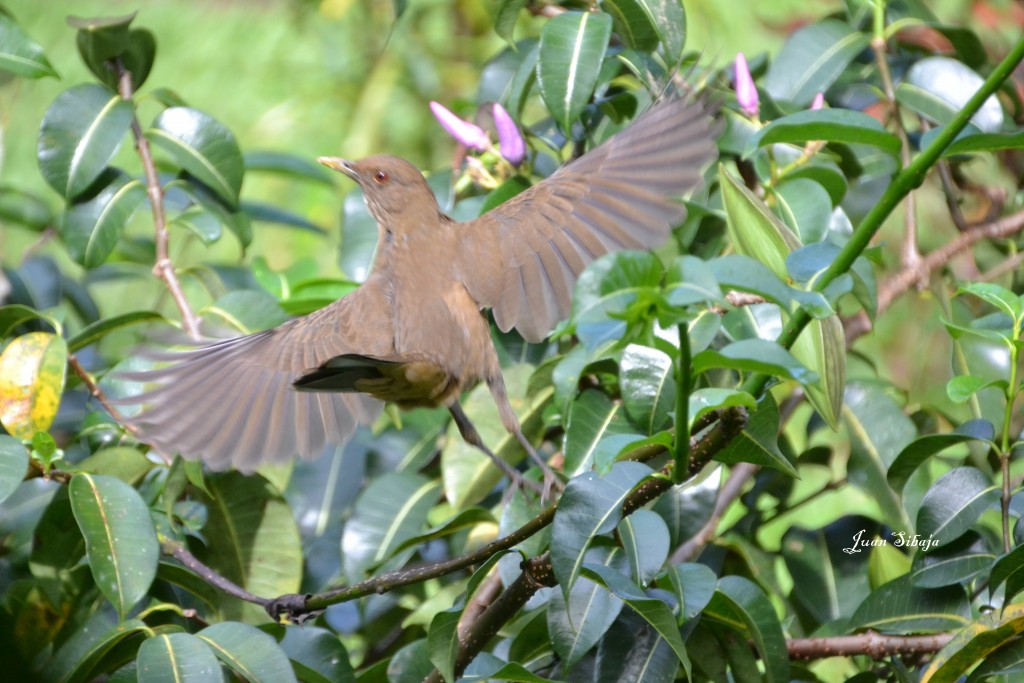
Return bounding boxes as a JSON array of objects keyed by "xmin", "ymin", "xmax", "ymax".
[{"xmin": 318, "ymin": 155, "xmax": 439, "ymax": 226}]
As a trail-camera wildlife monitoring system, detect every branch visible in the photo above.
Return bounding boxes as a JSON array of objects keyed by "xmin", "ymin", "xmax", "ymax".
[
  {"xmin": 114, "ymin": 61, "xmax": 201, "ymax": 340},
  {"xmin": 163, "ymin": 539, "xmax": 270, "ymax": 608},
  {"xmin": 669, "ymin": 461, "xmax": 759, "ymax": 564},
  {"xmin": 67, "ymin": 354, "xmax": 143, "ymax": 440},
  {"xmin": 787, "ymin": 630, "xmax": 954, "ymax": 660}
]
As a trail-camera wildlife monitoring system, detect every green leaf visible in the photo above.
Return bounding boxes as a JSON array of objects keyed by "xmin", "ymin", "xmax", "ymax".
[
  {"xmin": 342, "ymin": 472, "xmax": 440, "ymax": 581},
  {"xmin": 279, "ymin": 625, "xmax": 355, "ymax": 683},
  {"xmin": 620, "ymin": 344, "xmax": 675, "ymax": 434},
  {"xmin": 479, "ymin": 175, "xmax": 531, "ymax": 214},
  {"xmin": 990, "ymin": 544, "xmax": 1024, "ymax": 603},
  {"xmin": 850, "ymin": 574, "xmax": 971, "ymax": 632},
  {"xmin": 388, "ymin": 508, "xmax": 496, "ymax": 556},
  {"xmin": 708, "ymin": 254, "xmax": 794, "ymax": 308},
  {"xmin": 552, "ymin": 460, "xmax": 652, "ymax": 596},
  {"xmin": 174, "ymin": 177, "xmax": 251, "ymax": 248},
  {"xmin": 772, "ymin": 178, "xmax": 833, "ymax": 244},
  {"xmin": 956, "ymin": 282, "xmax": 1023, "ymax": 321},
  {"xmin": 750, "ymin": 109, "xmax": 901, "ymax": 157},
  {"xmin": 241, "ymin": 200, "xmax": 326, "ymax": 234},
  {"xmin": 537, "ymin": 11, "xmax": 613, "ymax": 133},
  {"xmin": 617, "ymin": 509, "xmax": 669, "ymax": 586},
  {"xmin": 715, "ymin": 394, "xmax": 796, "ymax": 476},
  {"xmin": 68, "ymin": 310, "xmax": 166, "ymax": 352},
  {"xmin": 0, "ymin": 13, "xmax": 58, "ymax": 78},
  {"xmin": 938, "ymin": 127, "xmax": 1024, "ymax": 157},
  {"xmin": 198, "ymin": 622, "xmax": 298, "ymax": 683},
  {"xmin": 704, "ymin": 576, "xmax": 789, "ymax": 682},
  {"xmin": 548, "ymin": 546, "xmax": 626, "ymax": 669},
  {"xmin": 493, "ymin": 0, "xmax": 526, "ymax": 46},
  {"xmin": 201, "ymin": 289, "xmax": 289, "ymax": 334},
  {"xmin": 137, "ymin": 633, "xmax": 222, "ymax": 683},
  {"xmin": 603, "ymin": 0, "xmax": 659, "ymax": 51},
  {"xmin": 898, "ymin": 56, "xmax": 1004, "ymax": 133},
  {"xmin": 570, "ymin": 251, "xmax": 663, "ymax": 348},
  {"xmin": 582, "ymin": 563, "xmax": 691, "ymax": 676},
  {"xmin": 69, "ymin": 473, "xmax": 159, "ymax": 618},
  {"xmin": 646, "ymin": 0, "xmax": 687, "ymax": 65},
  {"xmin": 563, "ymin": 389, "xmax": 637, "ymax": 476},
  {"xmin": 694, "ymin": 338, "xmax": 817, "ymax": 385},
  {"xmin": 916, "ymin": 467, "xmax": 1000, "ymax": 546},
  {"xmin": 0, "ymin": 331, "xmax": 67, "ymax": 439},
  {"xmin": 664, "ymin": 254, "xmax": 723, "ymax": 308},
  {"xmin": 790, "ymin": 315, "xmax": 846, "ymax": 430},
  {"xmin": 38, "ymin": 84, "xmax": 134, "ymax": 199},
  {"xmin": 148, "ymin": 107, "xmax": 244, "ymax": 206},
  {"xmin": 720, "ymin": 166, "xmax": 800, "ymax": 280},
  {"xmin": 920, "ymin": 604, "xmax": 1024, "ymax": 683},
  {"xmin": 0, "ymin": 435, "xmax": 27, "ymax": 505},
  {"xmin": 339, "ymin": 186, "xmax": 378, "ymax": 282},
  {"xmin": 688, "ymin": 388, "xmax": 757, "ymax": 428},
  {"xmin": 193, "ymin": 473, "xmax": 302, "ymax": 621},
  {"xmin": 427, "ymin": 607, "xmax": 462, "ymax": 683},
  {"xmin": 762, "ymin": 20, "xmax": 869, "ymax": 106},
  {"xmin": 0, "ymin": 185, "xmax": 54, "ymax": 230},
  {"xmin": 61, "ymin": 170, "xmax": 147, "ymax": 268},
  {"xmin": 888, "ymin": 419, "xmax": 996, "ymax": 494},
  {"xmin": 40, "ymin": 611, "xmax": 148, "ymax": 683},
  {"xmin": 663, "ymin": 562, "xmax": 717, "ymax": 621},
  {"xmin": 910, "ymin": 532, "xmax": 994, "ymax": 589}
]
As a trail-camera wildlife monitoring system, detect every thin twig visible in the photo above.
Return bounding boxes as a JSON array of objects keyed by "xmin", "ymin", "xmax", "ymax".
[
  {"xmin": 68, "ymin": 354, "xmax": 141, "ymax": 438},
  {"xmin": 164, "ymin": 540, "xmax": 270, "ymax": 606},
  {"xmin": 114, "ymin": 60, "xmax": 201, "ymax": 340},
  {"xmin": 788, "ymin": 629, "xmax": 954, "ymax": 660}
]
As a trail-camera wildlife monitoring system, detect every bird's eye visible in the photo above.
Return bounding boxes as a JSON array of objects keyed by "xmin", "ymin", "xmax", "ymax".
[{"xmin": 373, "ymin": 170, "xmax": 390, "ymax": 184}]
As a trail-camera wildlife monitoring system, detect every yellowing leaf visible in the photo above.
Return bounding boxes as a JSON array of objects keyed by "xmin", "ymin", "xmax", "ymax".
[{"xmin": 0, "ymin": 332, "xmax": 67, "ymax": 438}]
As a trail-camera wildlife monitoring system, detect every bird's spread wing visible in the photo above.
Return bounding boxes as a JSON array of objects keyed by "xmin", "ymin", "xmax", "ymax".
[
  {"xmin": 120, "ymin": 281, "xmax": 394, "ymax": 471},
  {"xmin": 455, "ymin": 96, "xmax": 717, "ymax": 342}
]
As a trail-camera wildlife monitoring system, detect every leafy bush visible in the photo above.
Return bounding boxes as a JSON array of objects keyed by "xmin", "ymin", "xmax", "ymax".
[{"xmin": 2, "ymin": 2, "xmax": 1024, "ymax": 682}]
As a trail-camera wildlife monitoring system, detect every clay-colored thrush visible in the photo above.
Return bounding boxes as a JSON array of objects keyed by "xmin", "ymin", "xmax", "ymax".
[{"xmin": 125, "ymin": 96, "xmax": 717, "ymax": 472}]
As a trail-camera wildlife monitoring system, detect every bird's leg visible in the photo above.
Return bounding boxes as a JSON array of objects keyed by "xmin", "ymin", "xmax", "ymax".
[
  {"xmin": 485, "ymin": 374, "xmax": 564, "ymax": 496},
  {"xmin": 448, "ymin": 402, "xmax": 543, "ymax": 495}
]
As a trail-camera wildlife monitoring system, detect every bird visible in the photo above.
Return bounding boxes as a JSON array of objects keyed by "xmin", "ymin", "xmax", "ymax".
[{"xmin": 121, "ymin": 95, "xmax": 718, "ymax": 474}]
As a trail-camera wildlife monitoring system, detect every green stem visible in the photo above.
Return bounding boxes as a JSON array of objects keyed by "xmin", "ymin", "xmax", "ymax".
[
  {"xmin": 741, "ymin": 35, "xmax": 1024, "ymax": 397},
  {"xmin": 674, "ymin": 322, "xmax": 692, "ymax": 483}
]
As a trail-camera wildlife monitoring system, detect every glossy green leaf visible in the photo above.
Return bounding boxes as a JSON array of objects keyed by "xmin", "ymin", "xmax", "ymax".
[
  {"xmin": 715, "ymin": 394, "xmax": 796, "ymax": 476},
  {"xmin": 582, "ymin": 563, "xmax": 690, "ymax": 676},
  {"xmin": 773, "ymin": 178, "xmax": 833, "ymax": 244},
  {"xmin": 69, "ymin": 473, "xmax": 159, "ymax": 618},
  {"xmin": 548, "ymin": 545, "xmax": 626, "ymax": 669},
  {"xmin": 148, "ymin": 107, "xmax": 244, "ymax": 206},
  {"xmin": 917, "ymin": 467, "xmax": 1000, "ymax": 545},
  {"xmin": 563, "ymin": 389, "xmax": 637, "ymax": 476},
  {"xmin": 389, "ymin": 508, "xmax": 496, "ymax": 556},
  {"xmin": 921, "ymin": 603, "xmax": 1024, "ymax": 683},
  {"xmin": 61, "ymin": 170, "xmax": 147, "ymax": 268},
  {"xmin": 646, "ymin": 0, "xmax": 687, "ymax": 65},
  {"xmin": 67, "ymin": 310, "xmax": 166, "ymax": 352},
  {"xmin": 0, "ymin": 331, "xmax": 67, "ymax": 439},
  {"xmin": 849, "ymin": 574, "xmax": 971, "ymax": 632},
  {"xmin": 619, "ymin": 344, "xmax": 675, "ymax": 434},
  {"xmin": 844, "ymin": 382, "xmax": 916, "ymax": 531},
  {"xmin": 704, "ymin": 576, "xmax": 789, "ymax": 682},
  {"xmin": 0, "ymin": 435, "xmax": 28, "ymax": 505},
  {"xmin": 174, "ymin": 177, "xmax": 251, "ymax": 247},
  {"xmin": 687, "ymin": 388, "xmax": 757, "ymax": 428},
  {"xmin": 342, "ymin": 471, "xmax": 439, "ymax": 581},
  {"xmin": 603, "ymin": 0, "xmax": 659, "ymax": 51},
  {"xmin": 571, "ymin": 251, "xmax": 663, "ymax": 348},
  {"xmin": 38, "ymin": 84, "xmax": 133, "ymax": 199},
  {"xmin": 0, "ymin": 185, "xmax": 54, "ymax": 230},
  {"xmin": 479, "ymin": 175, "xmax": 531, "ymax": 214},
  {"xmin": 910, "ymin": 532, "xmax": 994, "ymax": 589},
  {"xmin": 241, "ymin": 200, "xmax": 326, "ymax": 234},
  {"xmin": 76, "ymin": 21, "xmax": 155, "ymax": 91},
  {"xmin": 201, "ymin": 289, "xmax": 289, "ymax": 334},
  {"xmin": 694, "ymin": 338, "xmax": 816, "ymax": 385},
  {"xmin": 198, "ymin": 622, "xmax": 298, "ymax": 683},
  {"xmin": 552, "ymin": 460, "xmax": 652, "ymax": 596},
  {"xmin": 888, "ymin": 419, "xmax": 995, "ymax": 495},
  {"xmin": 939, "ymin": 127, "xmax": 1024, "ymax": 157},
  {"xmin": 662, "ymin": 562, "xmax": 716, "ymax": 621},
  {"xmin": 137, "ymin": 633, "xmax": 222, "ymax": 683},
  {"xmin": 720, "ymin": 167, "xmax": 800, "ymax": 280},
  {"xmin": 956, "ymin": 282, "xmax": 1023, "ymax": 321},
  {"xmin": 494, "ymin": 0, "xmax": 526, "ymax": 46},
  {"xmin": 708, "ymin": 254, "xmax": 795, "ymax": 309},
  {"xmin": 537, "ymin": 11, "xmax": 612, "ymax": 133},
  {"xmin": 762, "ymin": 20, "xmax": 869, "ymax": 106},
  {"xmin": 193, "ymin": 473, "xmax": 302, "ymax": 621},
  {"xmin": 664, "ymin": 255, "xmax": 723, "ymax": 307},
  {"xmin": 467, "ymin": 661, "xmax": 566, "ymax": 683},
  {"xmin": 39, "ymin": 611, "xmax": 148, "ymax": 683},
  {"xmin": 790, "ymin": 314, "xmax": 846, "ymax": 430},
  {"xmin": 990, "ymin": 544, "xmax": 1024, "ymax": 603},
  {"xmin": 898, "ymin": 56, "xmax": 1004, "ymax": 133},
  {"xmin": 750, "ymin": 109, "xmax": 900, "ymax": 157},
  {"xmin": 0, "ymin": 13, "xmax": 58, "ymax": 78},
  {"xmin": 427, "ymin": 607, "xmax": 462, "ymax": 683},
  {"xmin": 617, "ymin": 509, "xmax": 669, "ymax": 586},
  {"xmin": 280, "ymin": 625, "xmax": 355, "ymax": 683}
]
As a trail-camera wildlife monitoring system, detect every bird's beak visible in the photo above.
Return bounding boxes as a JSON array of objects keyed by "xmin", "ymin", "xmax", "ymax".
[{"xmin": 317, "ymin": 156, "xmax": 357, "ymax": 180}]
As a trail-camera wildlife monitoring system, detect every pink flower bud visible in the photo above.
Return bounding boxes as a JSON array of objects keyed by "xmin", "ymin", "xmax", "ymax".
[
  {"xmin": 493, "ymin": 103, "xmax": 525, "ymax": 166},
  {"xmin": 811, "ymin": 92, "xmax": 826, "ymax": 110},
  {"xmin": 734, "ymin": 53, "xmax": 759, "ymax": 118},
  {"xmin": 430, "ymin": 101, "xmax": 489, "ymax": 150}
]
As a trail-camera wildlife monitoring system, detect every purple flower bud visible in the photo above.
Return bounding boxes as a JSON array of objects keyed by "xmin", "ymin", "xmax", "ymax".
[
  {"xmin": 493, "ymin": 103, "xmax": 526, "ymax": 166},
  {"xmin": 734, "ymin": 53, "xmax": 759, "ymax": 118},
  {"xmin": 811, "ymin": 92, "xmax": 826, "ymax": 110},
  {"xmin": 430, "ymin": 101, "xmax": 489, "ymax": 150}
]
